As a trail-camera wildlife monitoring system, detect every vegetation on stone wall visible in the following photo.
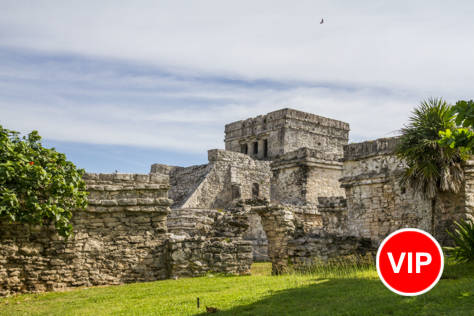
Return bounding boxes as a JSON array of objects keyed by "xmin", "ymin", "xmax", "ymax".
[
  {"xmin": 396, "ymin": 98, "xmax": 469, "ymax": 234},
  {"xmin": 0, "ymin": 125, "xmax": 87, "ymax": 238}
]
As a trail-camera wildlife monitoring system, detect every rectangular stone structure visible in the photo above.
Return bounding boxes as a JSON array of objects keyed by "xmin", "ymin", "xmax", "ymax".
[{"xmin": 224, "ymin": 108, "xmax": 350, "ymax": 160}]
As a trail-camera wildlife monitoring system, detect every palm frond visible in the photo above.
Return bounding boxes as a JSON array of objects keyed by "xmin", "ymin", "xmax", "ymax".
[
  {"xmin": 396, "ymin": 98, "xmax": 465, "ymax": 199},
  {"xmin": 445, "ymin": 219, "xmax": 474, "ymax": 262}
]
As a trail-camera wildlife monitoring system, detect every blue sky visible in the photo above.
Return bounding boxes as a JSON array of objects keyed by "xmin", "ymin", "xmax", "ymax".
[{"xmin": 1, "ymin": 1, "xmax": 473, "ymax": 173}]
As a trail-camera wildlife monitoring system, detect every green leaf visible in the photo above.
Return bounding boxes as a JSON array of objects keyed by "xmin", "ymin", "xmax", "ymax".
[{"xmin": 0, "ymin": 125, "xmax": 88, "ymax": 238}]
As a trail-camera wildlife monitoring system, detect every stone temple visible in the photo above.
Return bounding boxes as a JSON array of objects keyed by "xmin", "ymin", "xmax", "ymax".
[
  {"xmin": 150, "ymin": 108, "xmax": 473, "ymax": 263},
  {"xmin": 1, "ymin": 108, "xmax": 473, "ymax": 295},
  {"xmin": 151, "ymin": 109, "xmax": 351, "ymax": 261}
]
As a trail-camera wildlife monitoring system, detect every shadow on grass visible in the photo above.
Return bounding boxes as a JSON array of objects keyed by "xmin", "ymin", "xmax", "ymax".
[{"xmin": 197, "ymin": 263, "xmax": 474, "ymax": 316}]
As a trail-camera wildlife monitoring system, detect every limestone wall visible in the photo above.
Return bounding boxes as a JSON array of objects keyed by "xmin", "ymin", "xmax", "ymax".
[
  {"xmin": 167, "ymin": 208, "xmax": 250, "ymax": 238},
  {"xmin": 0, "ymin": 174, "xmax": 254, "ymax": 296},
  {"xmin": 283, "ymin": 114, "xmax": 348, "ymax": 156},
  {"xmin": 173, "ymin": 150, "xmax": 270, "ymax": 262},
  {"xmin": 184, "ymin": 150, "xmax": 270, "ymax": 208},
  {"xmin": 242, "ymin": 213, "xmax": 268, "ymax": 261},
  {"xmin": 167, "ymin": 208, "xmax": 217, "ymax": 236},
  {"xmin": 288, "ymin": 234, "xmax": 374, "ymax": 266},
  {"xmin": 151, "ymin": 149, "xmax": 271, "ymax": 263},
  {"xmin": 224, "ymin": 108, "xmax": 349, "ymax": 160},
  {"xmin": 341, "ymin": 137, "xmax": 473, "ymax": 245},
  {"xmin": 167, "ymin": 236, "xmax": 252, "ymax": 277},
  {"xmin": 271, "ymin": 148, "xmax": 345, "ymax": 205},
  {"xmin": 166, "ymin": 208, "xmax": 253, "ymax": 277},
  {"xmin": 318, "ymin": 197, "xmax": 348, "ymax": 236},
  {"xmin": 255, "ymin": 136, "xmax": 472, "ymax": 272},
  {"xmin": 285, "ymin": 197, "xmax": 374, "ymax": 266},
  {"xmin": 291, "ymin": 204, "xmax": 323, "ymax": 235},
  {"xmin": 435, "ymin": 191, "xmax": 468, "ymax": 245},
  {"xmin": 150, "ymin": 163, "xmax": 211, "ymax": 208},
  {"xmin": 152, "ymin": 150, "xmax": 271, "ymax": 210},
  {"xmin": 465, "ymin": 160, "xmax": 474, "ymax": 220},
  {"xmin": 342, "ymin": 138, "xmax": 434, "ymax": 243},
  {"xmin": 246, "ymin": 201, "xmax": 373, "ymax": 274},
  {"xmin": 0, "ymin": 173, "xmax": 172, "ymax": 296}
]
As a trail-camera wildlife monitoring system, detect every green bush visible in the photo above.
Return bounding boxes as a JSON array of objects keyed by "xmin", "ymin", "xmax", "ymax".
[
  {"xmin": 445, "ymin": 219, "xmax": 474, "ymax": 263},
  {"xmin": 438, "ymin": 99, "xmax": 474, "ymax": 153},
  {"xmin": 0, "ymin": 125, "xmax": 87, "ymax": 238}
]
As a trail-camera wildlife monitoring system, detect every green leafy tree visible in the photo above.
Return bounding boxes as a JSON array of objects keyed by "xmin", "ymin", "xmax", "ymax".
[
  {"xmin": 0, "ymin": 125, "xmax": 87, "ymax": 238},
  {"xmin": 396, "ymin": 98, "xmax": 468, "ymax": 233},
  {"xmin": 439, "ymin": 100, "xmax": 474, "ymax": 152}
]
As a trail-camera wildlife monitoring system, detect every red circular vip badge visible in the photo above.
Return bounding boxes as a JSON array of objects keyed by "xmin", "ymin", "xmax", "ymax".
[{"xmin": 376, "ymin": 228, "xmax": 444, "ymax": 296}]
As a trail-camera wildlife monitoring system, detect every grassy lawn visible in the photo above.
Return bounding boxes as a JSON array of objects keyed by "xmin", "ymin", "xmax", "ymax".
[{"xmin": 0, "ymin": 261, "xmax": 473, "ymax": 315}]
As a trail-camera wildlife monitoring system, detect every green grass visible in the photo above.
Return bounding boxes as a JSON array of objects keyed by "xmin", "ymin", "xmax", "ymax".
[{"xmin": 1, "ymin": 261, "xmax": 473, "ymax": 315}]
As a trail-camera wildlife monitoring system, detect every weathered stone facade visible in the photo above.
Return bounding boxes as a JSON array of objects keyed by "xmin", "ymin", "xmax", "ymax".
[
  {"xmin": 243, "ymin": 200, "xmax": 374, "ymax": 274},
  {"xmin": 224, "ymin": 108, "xmax": 349, "ymax": 160},
  {"xmin": 341, "ymin": 137, "xmax": 432, "ymax": 244},
  {"xmin": 243, "ymin": 213, "xmax": 268, "ymax": 261},
  {"xmin": 464, "ymin": 160, "xmax": 474, "ymax": 221},
  {"xmin": 0, "ymin": 173, "xmax": 171, "ymax": 296},
  {"xmin": 167, "ymin": 208, "xmax": 252, "ymax": 277},
  {"xmin": 150, "ymin": 163, "xmax": 210, "ymax": 208},
  {"xmin": 271, "ymin": 148, "xmax": 345, "ymax": 205},
  {"xmin": 151, "ymin": 109, "xmax": 473, "ymax": 274},
  {"xmin": 317, "ymin": 197, "xmax": 348, "ymax": 236},
  {"xmin": 0, "ymin": 174, "xmax": 252, "ymax": 296},
  {"xmin": 151, "ymin": 149, "xmax": 272, "ymax": 261},
  {"xmin": 247, "ymin": 135, "xmax": 473, "ymax": 274},
  {"xmin": 151, "ymin": 149, "xmax": 271, "ymax": 209},
  {"xmin": 341, "ymin": 137, "xmax": 473, "ymax": 245}
]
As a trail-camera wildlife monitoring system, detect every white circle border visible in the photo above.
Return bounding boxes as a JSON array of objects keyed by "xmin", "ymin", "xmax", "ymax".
[{"xmin": 376, "ymin": 228, "xmax": 444, "ymax": 296}]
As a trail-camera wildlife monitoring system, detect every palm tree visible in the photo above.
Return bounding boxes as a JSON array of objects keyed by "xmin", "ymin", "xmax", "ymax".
[{"xmin": 396, "ymin": 98, "xmax": 467, "ymax": 234}]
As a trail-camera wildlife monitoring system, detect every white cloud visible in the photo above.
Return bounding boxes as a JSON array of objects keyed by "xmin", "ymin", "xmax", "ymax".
[
  {"xmin": 0, "ymin": 65, "xmax": 416, "ymax": 152},
  {"xmin": 1, "ymin": 1, "xmax": 474, "ymax": 92},
  {"xmin": 0, "ymin": 0, "xmax": 473, "ymax": 156}
]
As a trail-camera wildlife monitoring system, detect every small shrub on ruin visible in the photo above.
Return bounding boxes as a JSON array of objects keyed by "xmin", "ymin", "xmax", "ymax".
[{"xmin": 445, "ymin": 219, "xmax": 474, "ymax": 263}]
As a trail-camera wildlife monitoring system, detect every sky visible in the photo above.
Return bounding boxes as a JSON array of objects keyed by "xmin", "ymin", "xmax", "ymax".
[{"xmin": 1, "ymin": 1, "xmax": 473, "ymax": 173}]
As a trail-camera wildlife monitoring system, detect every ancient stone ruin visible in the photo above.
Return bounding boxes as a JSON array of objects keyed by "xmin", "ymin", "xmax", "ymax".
[{"xmin": 1, "ymin": 108, "xmax": 473, "ymax": 295}]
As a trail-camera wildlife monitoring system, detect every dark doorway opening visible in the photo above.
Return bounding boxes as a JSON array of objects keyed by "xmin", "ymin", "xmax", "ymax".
[
  {"xmin": 241, "ymin": 144, "xmax": 248, "ymax": 154},
  {"xmin": 232, "ymin": 184, "xmax": 241, "ymax": 200},
  {"xmin": 252, "ymin": 183, "xmax": 260, "ymax": 198}
]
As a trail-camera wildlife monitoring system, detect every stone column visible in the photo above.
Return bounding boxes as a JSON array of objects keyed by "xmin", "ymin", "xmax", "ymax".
[{"xmin": 251, "ymin": 204, "xmax": 295, "ymax": 275}]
